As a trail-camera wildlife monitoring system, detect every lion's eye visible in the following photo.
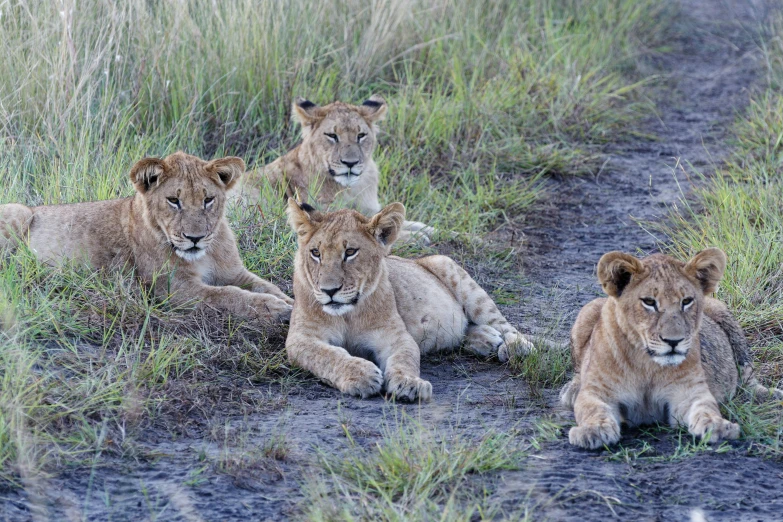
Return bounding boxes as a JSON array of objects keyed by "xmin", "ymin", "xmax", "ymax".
[
  {"xmin": 324, "ymin": 133, "xmax": 339, "ymax": 143},
  {"xmin": 344, "ymin": 248, "xmax": 358, "ymax": 259},
  {"xmin": 682, "ymin": 297, "xmax": 694, "ymax": 309},
  {"xmin": 167, "ymin": 197, "xmax": 181, "ymax": 209},
  {"xmin": 357, "ymin": 133, "xmax": 367, "ymax": 142},
  {"xmin": 641, "ymin": 298, "xmax": 658, "ymax": 311},
  {"xmin": 310, "ymin": 248, "xmax": 320, "ymax": 259},
  {"xmin": 204, "ymin": 197, "xmax": 215, "ymax": 209}
]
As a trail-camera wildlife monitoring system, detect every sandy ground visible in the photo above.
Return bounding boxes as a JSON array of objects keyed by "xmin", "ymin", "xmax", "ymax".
[{"xmin": 3, "ymin": 0, "xmax": 782, "ymax": 520}]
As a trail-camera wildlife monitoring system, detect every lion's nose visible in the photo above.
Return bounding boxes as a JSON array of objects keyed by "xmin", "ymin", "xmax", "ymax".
[
  {"xmin": 183, "ymin": 234, "xmax": 205, "ymax": 245},
  {"xmin": 341, "ymin": 159, "xmax": 358, "ymax": 169},
  {"xmin": 660, "ymin": 336, "xmax": 684, "ymax": 349},
  {"xmin": 321, "ymin": 285, "xmax": 342, "ymax": 298}
]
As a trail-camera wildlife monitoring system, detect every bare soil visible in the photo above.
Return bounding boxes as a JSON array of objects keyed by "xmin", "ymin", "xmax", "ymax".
[{"xmin": 3, "ymin": 0, "xmax": 782, "ymax": 520}]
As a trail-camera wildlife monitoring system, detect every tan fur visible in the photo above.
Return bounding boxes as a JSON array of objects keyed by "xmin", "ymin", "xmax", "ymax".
[
  {"xmin": 0, "ymin": 152, "xmax": 293, "ymax": 324},
  {"xmin": 563, "ymin": 249, "xmax": 782, "ymax": 449},
  {"xmin": 236, "ymin": 95, "xmax": 433, "ymax": 242},
  {"xmin": 284, "ymin": 200, "xmax": 533, "ymax": 401}
]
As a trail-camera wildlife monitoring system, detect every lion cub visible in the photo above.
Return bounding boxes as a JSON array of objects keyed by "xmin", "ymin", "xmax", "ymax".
[
  {"xmin": 563, "ymin": 249, "xmax": 780, "ymax": 450},
  {"xmin": 284, "ymin": 200, "xmax": 533, "ymax": 401},
  {"xmin": 0, "ymin": 152, "xmax": 293, "ymax": 324},
  {"xmin": 236, "ymin": 96, "xmax": 433, "ymax": 242}
]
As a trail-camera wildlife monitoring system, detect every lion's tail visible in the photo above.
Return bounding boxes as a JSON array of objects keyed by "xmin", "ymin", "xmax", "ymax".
[
  {"xmin": 0, "ymin": 203, "xmax": 33, "ymax": 251},
  {"xmin": 710, "ymin": 303, "xmax": 783, "ymax": 401}
]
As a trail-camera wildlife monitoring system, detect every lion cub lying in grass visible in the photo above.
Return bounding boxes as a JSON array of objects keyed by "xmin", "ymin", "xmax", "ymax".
[
  {"xmin": 236, "ymin": 96, "xmax": 434, "ymax": 243},
  {"xmin": 285, "ymin": 200, "xmax": 533, "ymax": 401},
  {"xmin": 562, "ymin": 248, "xmax": 781, "ymax": 450},
  {"xmin": 0, "ymin": 152, "xmax": 293, "ymax": 324}
]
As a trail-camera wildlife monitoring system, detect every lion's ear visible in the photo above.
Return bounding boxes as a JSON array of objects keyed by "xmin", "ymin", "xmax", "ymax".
[
  {"xmin": 208, "ymin": 156, "xmax": 245, "ymax": 190},
  {"xmin": 367, "ymin": 202, "xmax": 405, "ymax": 249},
  {"xmin": 684, "ymin": 247, "xmax": 727, "ymax": 294},
  {"xmin": 286, "ymin": 198, "xmax": 320, "ymax": 239},
  {"xmin": 130, "ymin": 157, "xmax": 166, "ymax": 193},
  {"xmin": 292, "ymin": 97, "xmax": 324, "ymax": 127},
  {"xmin": 359, "ymin": 94, "xmax": 387, "ymax": 123},
  {"xmin": 597, "ymin": 251, "xmax": 644, "ymax": 297}
]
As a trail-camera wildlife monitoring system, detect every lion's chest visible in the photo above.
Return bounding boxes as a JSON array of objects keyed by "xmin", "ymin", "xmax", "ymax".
[{"xmin": 614, "ymin": 382, "xmax": 670, "ymax": 427}]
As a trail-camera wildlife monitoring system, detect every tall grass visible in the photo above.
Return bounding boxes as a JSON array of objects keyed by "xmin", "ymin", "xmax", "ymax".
[
  {"xmin": 0, "ymin": 0, "xmax": 670, "ymax": 485},
  {"xmin": 658, "ymin": 16, "xmax": 783, "ymax": 389}
]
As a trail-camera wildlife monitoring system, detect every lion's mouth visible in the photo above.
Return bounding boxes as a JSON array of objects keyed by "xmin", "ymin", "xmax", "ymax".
[
  {"xmin": 171, "ymin": 243, "xmax": 207, "ymax": 261},
  {"xmin": 647, "ymin": 347, "xmax": 688, "ymax": 367},
  {"xmin": 328, "ymin": 167, "xmax": 361, "ymax": 178},
  {"xmin": 322, "ymin": 295, "xmax": 360, "ymax": 316}
]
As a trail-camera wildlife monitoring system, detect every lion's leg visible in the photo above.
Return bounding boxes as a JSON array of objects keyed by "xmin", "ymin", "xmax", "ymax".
[
  {"xmin": 367, "ymin": 328, "xmax": 433, "ymax": 402},
  {"xmin": 464, "ymin": 324, "xmax": 504, "ymax": 357},
  {"xmin": 172, "ymin": 281, "xmax": 292, "ymax": 325},
  {"xmin": 569, "ymin": 389, "xmax": 622, "ymax": 449},
  {"xmin": 669, "ymin": 383, "xmax": 739, "ymax": 444},
  {"xmin": 229, "ymin": 269, "xmax": 294, "ymax": 306},
  {"xmin": 0, "ymin": 204, "xmax": 33, "ymax": 251},
  {"xmin": 559, "ymin": 373, "xmax": 582, "ymax": 409},
  {"xmin": 415, "ymin": 255, "xmax": 533, "ymax": 361},
  {"xmin": 286, "ymin": 332, "xmax": 383, "ymax": 398},
  {"xmin": 396, "ymin": 220, "xmax": 435, "ymax": 245}
]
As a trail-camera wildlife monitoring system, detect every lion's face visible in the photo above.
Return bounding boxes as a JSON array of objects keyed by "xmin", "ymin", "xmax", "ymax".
[
  {"xmin": 129, "ymin": 152, "xmax": 244, "ymax": 262},
  {"xmin": 597, "ymin": 249, "xmax": 727, "ymax": 367},
  {"xmin": 292, "ymin": 95, "xmax": 387, "ymax": 188},
  {"xmin": 287, "ymin": 200, "xmax": 404, "ymax": 316}
]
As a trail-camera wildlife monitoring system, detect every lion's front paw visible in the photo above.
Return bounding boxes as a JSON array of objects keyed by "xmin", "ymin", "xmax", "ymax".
[
  {"xmin": 568, "ymin": 422, "xmax": 620, "ymax": 450},
  {"xmin": 335, "ymin": 358, "xmax": 384, "ymax": 399},
  {"xmin": 690, "ymin": 416, "xmax": 740, "ymax": 444},
  {"xmin": 397, "ymin": 229, "xmax": 431, "ymax": 246},
  {"xmin": 257, "ymin": 296, "xmax": 293, "ymax": 324},
  {"xmin": 497, "ymin": 331, "xmax": 534, "ymax": 362},
  {"xmin": 385, "ymin": 373, "xmax": 433, "ymax": 403}
]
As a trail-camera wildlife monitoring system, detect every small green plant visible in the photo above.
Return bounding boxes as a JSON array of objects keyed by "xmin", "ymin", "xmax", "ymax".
[{"xmin": 302, "ymin": 411, "xmax": 527, "ymax": 521}]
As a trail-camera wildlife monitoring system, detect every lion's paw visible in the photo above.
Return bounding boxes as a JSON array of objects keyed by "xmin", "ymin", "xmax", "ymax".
[
  {"xmin": 258, "ymin": 296, "xmax": 293, "ymax": 324},
  {"xmin": 559, "ymin": 376, "xmax": 581, "ymax": 409},
  {"xmin": 465, "ymin": 325, "xmax": 504, "ymax": 357},
  {"xmin": 568, "ymin": 422, "xmax": 620, "ymax": 450},
  {"xmin": 690, "ymin": 416, "xmax": 739, "ymax": 444},
  {"xmin": 498, "ymin": 331, "xmax": 534, "ymax": 362},
  {"xmin": 385, "ymin": 373, "xmax": 433, "ymax": 403},
  {"xmin": 336, "ymin": 358, "xmax": 384, "ymax": 399}
]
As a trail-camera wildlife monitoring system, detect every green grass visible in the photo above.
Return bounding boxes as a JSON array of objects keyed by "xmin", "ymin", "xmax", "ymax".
[
  {"xmin": 302, "ymin": 412, "xmax": 527, "ymax": 521},
  {"xmin": 0, "ymin": 0, "xmax": 672, "ymax": 490},
  {"xmin": 655, "ymin": 16, "xmax": 783, "ymax": 388}
]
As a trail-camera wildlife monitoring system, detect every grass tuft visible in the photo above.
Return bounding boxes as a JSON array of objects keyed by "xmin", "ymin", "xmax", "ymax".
[{"xmin": 302, "ymin": 412, "xmax": 526, "ymax": 521}]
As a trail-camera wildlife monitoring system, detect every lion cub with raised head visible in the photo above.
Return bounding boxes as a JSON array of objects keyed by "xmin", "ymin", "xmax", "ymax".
[
  {"xmin": 0, "ymin": 152, "xmax": 293, "ymax": 324},
  {"xmin": 285, "ymin": 200, "xmax": 533, "ymax": 401},
  {"xmin": 563, "ymin": 248, "xmax": 779, "ymax": 450},
  {"xmin": 237, "ymin": 96, "xmax": 433, "ymax": 242}
]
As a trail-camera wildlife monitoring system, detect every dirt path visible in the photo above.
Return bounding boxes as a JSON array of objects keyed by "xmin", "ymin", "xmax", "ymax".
[{"xmin": 3, "ymin": 0, "xmax": 782, "ymax": 521}]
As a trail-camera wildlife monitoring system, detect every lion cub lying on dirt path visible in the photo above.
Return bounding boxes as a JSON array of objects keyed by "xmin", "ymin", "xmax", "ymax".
[
  {"xmin": 562, "ymin": 248, "xmax": 781, "ymax": 450},
  {"xmin": 0, "ymin": 152, "xmax": 293, "ymax": 324},
  {"xmin": 235, "ymin": 95, "xmax": 434, "ymax": 243},
  {"xmin": 285, "ymin": 200, "xmax": 533, "ymax": 401}
]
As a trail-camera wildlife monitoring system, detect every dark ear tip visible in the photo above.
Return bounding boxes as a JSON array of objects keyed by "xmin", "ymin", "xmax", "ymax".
[
  {"xmin": 299, "ymin": 202, "xmax": 316, "ymax": 213},
  {"xmin": 362, "ymin": 99, "xmax": 383, "ymax": 108},
  {"xmin": 296, "ymin": 98, "xmax": 316, "ymax": 110}
]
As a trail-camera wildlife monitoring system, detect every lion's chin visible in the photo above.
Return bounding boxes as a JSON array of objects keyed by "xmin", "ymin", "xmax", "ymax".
[
  {"xmin": 651, "ymin": 353, "xmax": 687, "ymax": 367},
  {"xmin": 328, "ymin": 167, "xmax": 362, "ymax": 187},
  {"xmin": 322, "ymin": 302, "xmax": 355, "ymax": 316},
  {"xmin": 174, "ymin": 247, "xmax": 206, "ymax": 262}
]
